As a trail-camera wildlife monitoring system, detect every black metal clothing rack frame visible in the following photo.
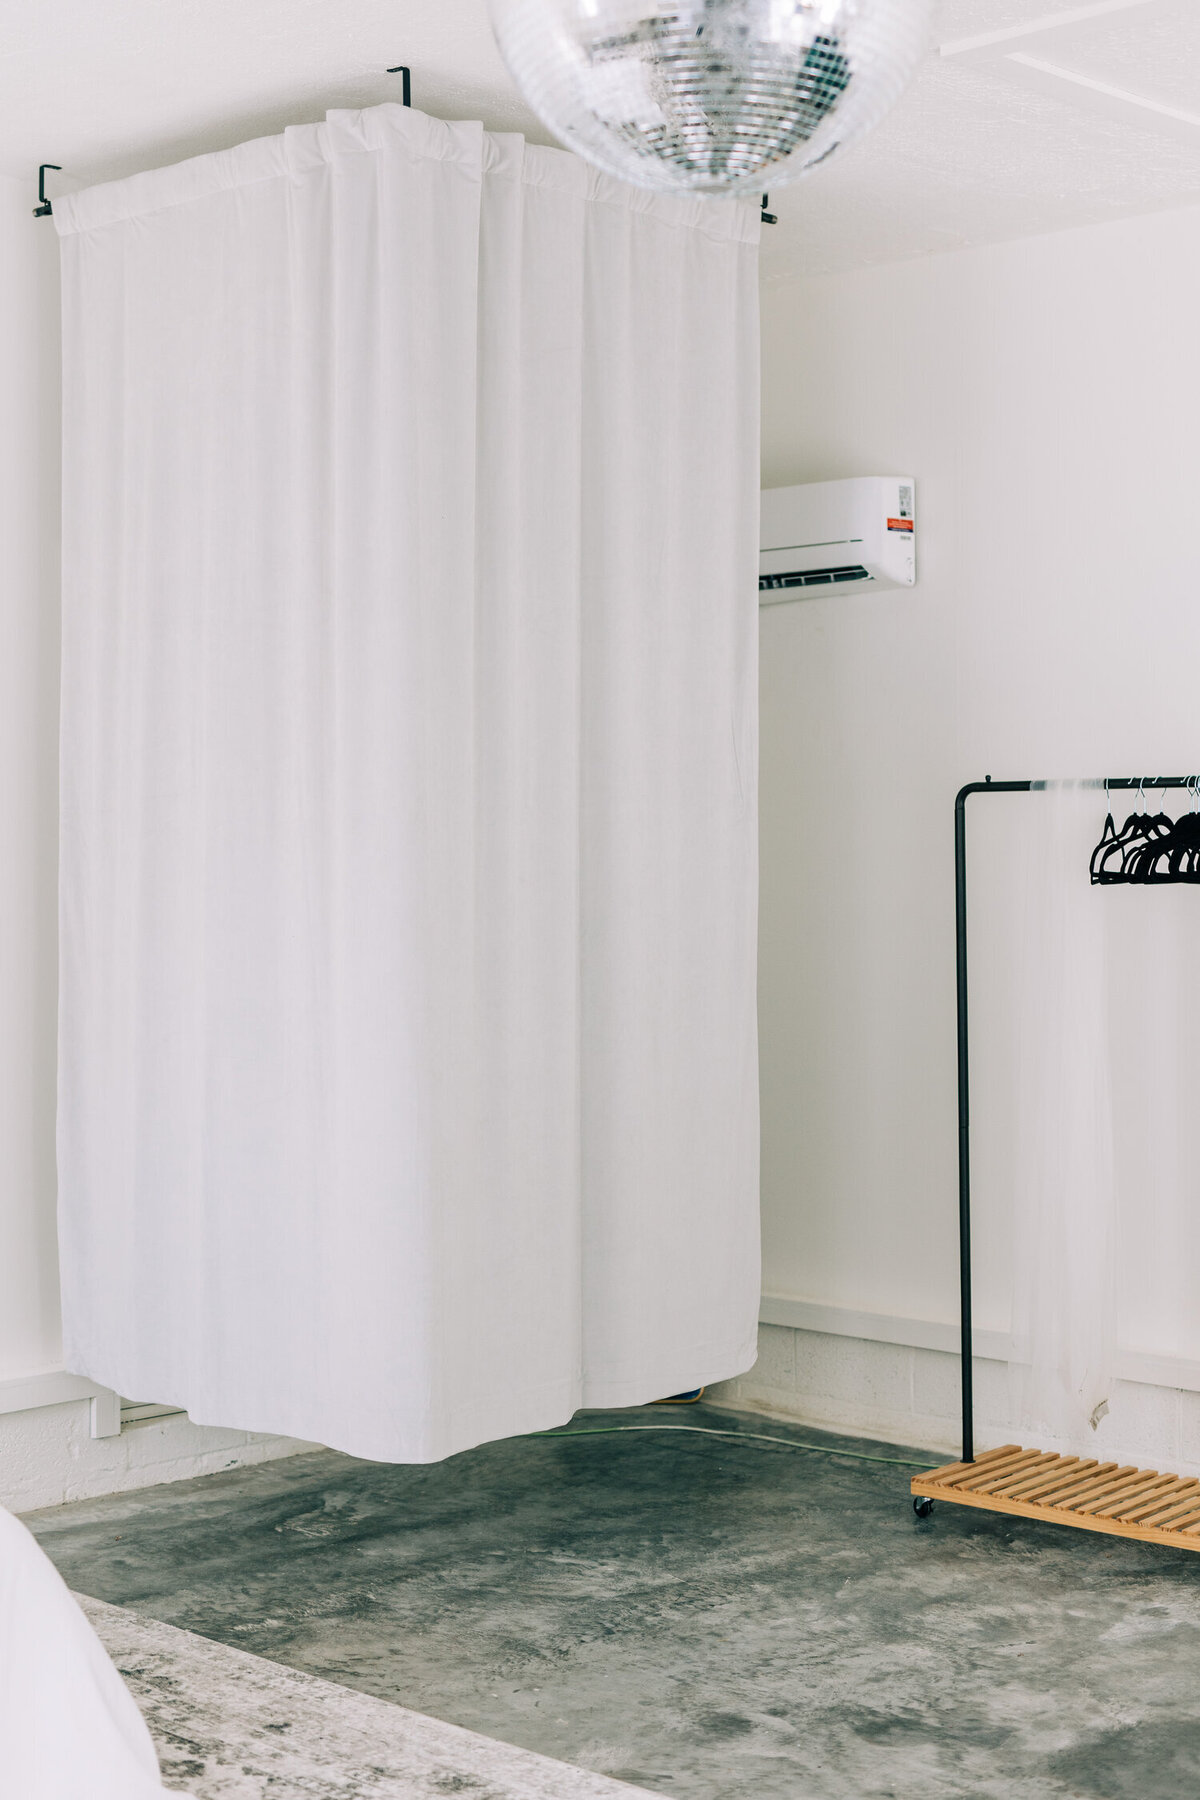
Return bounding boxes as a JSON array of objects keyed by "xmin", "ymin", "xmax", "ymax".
[{"xmin": 954, "ymin": 774, "xmax": 1196, "ymax": 1464}]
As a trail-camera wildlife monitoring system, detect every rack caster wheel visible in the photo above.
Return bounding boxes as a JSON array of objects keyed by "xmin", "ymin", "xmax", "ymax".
[{"xmin": 913, "ymin": 1497, "xmax": 935, "ymax": 1519}]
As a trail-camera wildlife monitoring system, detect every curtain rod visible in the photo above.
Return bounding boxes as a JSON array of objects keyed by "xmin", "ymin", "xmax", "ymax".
[
  {"xmin": 36, "ymin": 64, "xmax": 416, "ymax": 218},
  {"xmin": 33, "ymin": 163, "xmax": 61, "ymax": 218}
]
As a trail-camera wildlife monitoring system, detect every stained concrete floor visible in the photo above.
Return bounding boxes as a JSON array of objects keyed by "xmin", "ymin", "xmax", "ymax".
[
  {"xmin": 24, "ymin": 1403, "xmax": 1200, "ymax": 1800},
  {"xmin": 82, "ymin": 1592, "xmax": 663, "ymax": 1798}
]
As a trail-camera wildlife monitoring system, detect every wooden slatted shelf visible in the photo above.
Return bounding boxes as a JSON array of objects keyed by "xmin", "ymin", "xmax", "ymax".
[{"xmin": 911, "ymin": 1444, "xmax": 1200, "ymax": 1550}]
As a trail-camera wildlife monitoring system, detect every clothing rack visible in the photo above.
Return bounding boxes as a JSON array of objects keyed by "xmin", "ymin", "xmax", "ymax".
[{"xmin": 911, "ymin": 775, "xmax": 1200, "ymax": 1551}]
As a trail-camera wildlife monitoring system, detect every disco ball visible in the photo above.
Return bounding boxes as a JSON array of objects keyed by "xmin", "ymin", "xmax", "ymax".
[{"xmin": 489, "ymin": 0, "xmax": 932, "ymax": 195}]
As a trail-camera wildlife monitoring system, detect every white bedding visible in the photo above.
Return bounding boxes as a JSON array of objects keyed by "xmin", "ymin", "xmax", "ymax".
[{"xmin": 0, "ymin": 1505, "xmax": 170, "ymax": 1797}]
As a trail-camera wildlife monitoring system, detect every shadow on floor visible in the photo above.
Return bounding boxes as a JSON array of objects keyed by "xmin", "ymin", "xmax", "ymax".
[{"xmin": 25, "ymin": 1403, "xmax": 1200, "ymax": 1800}]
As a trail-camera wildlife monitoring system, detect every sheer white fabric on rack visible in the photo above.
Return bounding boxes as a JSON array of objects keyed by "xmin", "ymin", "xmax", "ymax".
[
  {"xmin": 1106, "ymin": 874, "xmax": 1200, "ymax": 1373},
  {"xmin": 55, "ymin": 106, "xmax": 760, "ymax": 1463},
  {"xmin": 1009, "ymin": 782, "xmax": 1117, "ymax": 1450}
]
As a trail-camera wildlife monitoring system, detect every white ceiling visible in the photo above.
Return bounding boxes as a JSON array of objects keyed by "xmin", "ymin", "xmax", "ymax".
[{"xmin": 2, "ymin": 0, "xmax": 1199, "ymax": 277}]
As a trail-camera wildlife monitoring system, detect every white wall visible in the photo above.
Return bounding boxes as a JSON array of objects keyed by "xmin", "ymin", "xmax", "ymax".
[
  {"xmin": 711, "ymin": 203, "xmax": 1200, "ymax": 1468},
  {"xmin": 0, "ymin": 175, "xmax": 307, "ymax": 1511}
]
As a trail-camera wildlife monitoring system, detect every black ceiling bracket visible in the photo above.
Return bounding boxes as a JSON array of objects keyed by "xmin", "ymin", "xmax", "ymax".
[
  {"xmin": 386, "ymin": 66, "xmax": 412, "ymax": 107},
  {"xmin": 33, "ymin": 164, "xmax": 62, "ymax": 218},
  {"xmin": 761, "ymin": 193, "xmax": 777, "ymax": 225}
]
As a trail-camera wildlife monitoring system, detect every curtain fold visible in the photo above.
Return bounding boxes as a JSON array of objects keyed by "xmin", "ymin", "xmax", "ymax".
[{"xmin": 55, "ymin": 104, "xmax": 761, "ymax": 1462}]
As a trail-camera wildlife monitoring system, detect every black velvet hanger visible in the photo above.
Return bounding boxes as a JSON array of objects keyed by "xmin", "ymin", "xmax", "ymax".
[
  {"xmin": 1090, "ymin": 780, "xmax": 1199, "ymax": 884},
  {"xmin": 1090, "ymin": 793, "xmax": 1171, "ymax": 884},
  {"xmin": 1123, "ymin": 785, "xmax": 1200, "ymax": 883}
]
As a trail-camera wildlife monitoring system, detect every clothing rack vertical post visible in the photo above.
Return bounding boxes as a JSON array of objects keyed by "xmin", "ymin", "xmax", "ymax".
[
  {"xmin": 954, "ymin": 777, "xmax": 1034, "ymax": 1463},
  {"xmin": 913, "ymin": 775, "xmax": 1200, "ymax": 1549}
]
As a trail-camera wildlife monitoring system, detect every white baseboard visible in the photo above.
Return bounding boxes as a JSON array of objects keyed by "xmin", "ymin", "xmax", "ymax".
[
  {"xmin": 0, "ymin": 1370, "xmax": 120, "ymax": 1437},
  {"xmin": 759, "ymin": 1294, "xmax": 1200, "ymax": 1395}
]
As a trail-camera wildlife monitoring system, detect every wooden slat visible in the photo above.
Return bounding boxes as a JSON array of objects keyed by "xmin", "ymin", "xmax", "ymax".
[
  {"xmin": 1148, "ymin": 1489, "xmax": 1200, "ymax": 1523},
  {"xmin": 1078, "ymin": 1474, "xmax": 1168, "ymax": 1518},
  {"xmin": 1138, "ymin": 1487, "xmax": 1200, "ymax": 1527},
  {"xmin": 1032, "ymin": 1463, "xmax": 1117, "ymax": 1506},
  {"xmin": 937, "ymin": 1457, "xmax": 1041, "ymax": 1493},
  {"xmin": 937, "ymin": 1449, "xmax": 1041, "ymax": 1490},
  {"xmin": 922, "ymin": 1445, "xmax": 1020, "ymax": 1484},
  {"xmin": 1084, "ymin": 1475, "xmax": 1177, "ymax": 1519},
  {"xmin": 1118, "ymin": 1491, "xmax": 1192, "ymax": 1524},
  {"xmin": 1065, "ymin": 1468, "xmax": 1158, "ymax": 1512},
  {"xmin": 973, "ymin": 1453, "xmax": 1062, "ymax": 1496},
  {"xmin": 978, "ymin": 1454, "xmax": 1065, "ymax": 1497},
  {"xmin": 1055, "ymin": 1465, "xmax": 1136, "ymax": 1508},
  {"xmin": 1001, "ymin": 1455, "xmax": 1081, "ymax": 1494},
  {"xmin": 1005, "ymin": 1458, "xmax": 1092, "ymax": 1501},
  {"xmin": 1118, "ymin": 1478, "xmax": 1199, "ymax": 1523}
]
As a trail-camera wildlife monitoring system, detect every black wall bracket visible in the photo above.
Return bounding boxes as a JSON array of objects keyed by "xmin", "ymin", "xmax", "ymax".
[
  {"xmin": 33, "ymin": 164, "xmax": 62, "ymax": 218},
  {"xmin": 386, "ymin": 66, "xmax": 412, "ymax": 107},
  {"xmin": 761, "ymin": 193, "xmax": 777, "ymax": 225}
]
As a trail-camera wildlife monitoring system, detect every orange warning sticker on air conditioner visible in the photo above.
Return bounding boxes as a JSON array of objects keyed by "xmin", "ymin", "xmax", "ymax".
[{"xmin": 887, "ymin": 517, "xmax": 914, "ymax": 532}]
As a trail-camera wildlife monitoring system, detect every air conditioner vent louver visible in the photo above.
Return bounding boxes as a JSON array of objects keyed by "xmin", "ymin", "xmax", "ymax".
[
  {"xmin": 759, "ymin": 477, "xmax": 915, "ymax": 603},
  {"xmin": 759, "ymin": 564, "xmax": 871, "ymax": 592}
]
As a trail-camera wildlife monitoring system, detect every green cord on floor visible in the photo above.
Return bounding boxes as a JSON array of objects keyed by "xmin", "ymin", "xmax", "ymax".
[{"xmin": 523, "ymin": 1423, "xmax": 941, "ymax": 1470}]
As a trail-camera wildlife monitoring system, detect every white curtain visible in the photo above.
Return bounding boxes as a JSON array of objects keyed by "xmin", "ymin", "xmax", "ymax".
[{"xmin": 55, "ymin": 105, "xmax": 760, "ymax": 1463}]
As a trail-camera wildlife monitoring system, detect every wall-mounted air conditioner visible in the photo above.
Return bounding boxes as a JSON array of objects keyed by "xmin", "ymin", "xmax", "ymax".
[{"xmin": 759, "ymin": 476, "xmax": 916, "ymax": 603}]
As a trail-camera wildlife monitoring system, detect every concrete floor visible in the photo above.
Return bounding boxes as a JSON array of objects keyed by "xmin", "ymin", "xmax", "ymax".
[
  {"xmin": 25, "ymin": 1403, "xmax": 1200, "ymax": 1799},
  {"xmin": 82, "ymin": 1591, "xmax": 663, "ymax": 1798}
]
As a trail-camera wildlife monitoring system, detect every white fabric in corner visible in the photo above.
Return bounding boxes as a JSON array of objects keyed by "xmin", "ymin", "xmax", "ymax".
[
  {"xmin": 54, "ymin": 105, "xmax": 761, "ymax": 1463},
  {"xmin": 0, "ymin": 1507, "xmax": 169, "ymax": 1798}
]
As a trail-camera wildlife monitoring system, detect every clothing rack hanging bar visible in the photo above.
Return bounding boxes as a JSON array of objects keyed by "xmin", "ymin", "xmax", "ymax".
[{"xmin": 910, "ymin": 775, "xmax": 1200, "ymax": 1551}]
